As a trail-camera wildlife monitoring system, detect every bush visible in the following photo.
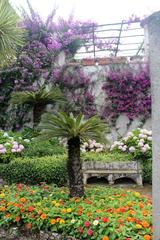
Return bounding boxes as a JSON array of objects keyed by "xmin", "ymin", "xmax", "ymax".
[
  {"xmin": 0, "ymin": 130, "xmax": 29, "ymax": 163},
  {"xmin": 0, "ymin": 184, "xmax": 152, "ymax": 239},
  {"xmin": 0, "ymin": 155, "xmax": 67, "ymax": 186},
  {"xmin": 23, "ymin": 139, "xmax": 66, "ymax": 157},
  {"xmin": 110, "ymin": 128, "xmax": 152, "ymax": 183},
  {"xmin": 142, "ymin": 158, "xmax": 152, "ymax": 184},
  {"xmin": 82, "ymin": 151, "xmax": 133, "ymax": 162}
]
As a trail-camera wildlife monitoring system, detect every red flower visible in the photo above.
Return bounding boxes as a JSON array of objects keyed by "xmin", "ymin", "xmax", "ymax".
[
  {"xmin": 102, "ymin": 217, "xmax": 108, "ymax": 223},
  {"xmin": 28, "ymin": 206, "xmax": 34, "ymax": 212},
  {"xmin": 84, "ymin": 221, "xmax": 91, "ymax": 228},
  {"xmin": 20, "ymin": 208, "xmax": 25, "ymax": 213},
  {"xmin": 15, "ymin": 216, "xmax": 20, "ymax": 222},
  {"xmin": 87, "ymin": 229, "xmax": 93, "ymax": 236},
  {"xmin": 26, "ymin": 223, "xmax": 32, "ymax": 229},
  {"xmin": 78, "ymin": 227, "xmax": 83, "ymax": 234}
]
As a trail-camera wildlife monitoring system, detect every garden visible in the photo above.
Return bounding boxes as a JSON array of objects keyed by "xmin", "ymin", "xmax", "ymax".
[{"xmin": 0, "ymin": 1, "xmax": 153, "ymax": 239}]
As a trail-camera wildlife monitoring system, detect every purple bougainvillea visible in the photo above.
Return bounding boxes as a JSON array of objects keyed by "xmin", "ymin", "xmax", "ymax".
[{"xmin": 102, "ymin": 64, "xmax": 151, "ymax": 121}]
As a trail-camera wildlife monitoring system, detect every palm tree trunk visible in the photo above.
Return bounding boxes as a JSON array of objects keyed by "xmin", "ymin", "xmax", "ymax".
[
  {"xmin": 33, "ymin": 104, "xmax": 46, "ymax": 128},
  {"xmin": 67, "ymin": 137, "xmax": 84, "ymax": 197}
]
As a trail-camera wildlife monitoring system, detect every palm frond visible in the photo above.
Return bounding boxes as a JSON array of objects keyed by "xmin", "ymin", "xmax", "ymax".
[
  {"xmin": 0, "ymin": 0, "xmax": 24, "ymax": 66},
  {"xmin": 38, "ymin": 112, "xmax": 109, "ymax": 143},
  {"xmin": 10, "ymin": 85, "xmax": 65, "ymax": 106}
]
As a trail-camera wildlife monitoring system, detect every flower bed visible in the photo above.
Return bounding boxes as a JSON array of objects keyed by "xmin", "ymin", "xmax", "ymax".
[{"xmin": 0, "ymin": 184, "xmax": 152, "ymax": 239}]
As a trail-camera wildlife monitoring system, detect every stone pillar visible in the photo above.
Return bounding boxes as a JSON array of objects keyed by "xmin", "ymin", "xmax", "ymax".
[
  {"xmin": 145, "ymin": 11, "xmax": 160, "ymax": 240},
  {"xmin": 143, "ymin": 24, "xmax": 149, "ymax": 61}
]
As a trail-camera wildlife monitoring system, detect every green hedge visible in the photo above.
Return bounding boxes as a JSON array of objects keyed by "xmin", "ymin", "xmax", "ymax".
[
  {"xmin": 82, "ymin": 151, "xmax": 134, "ymax": 162},
  {"xmin": 0, "ymin": 155, "xmax": 67, "ymax": 186},
  {"xmin": 23, "ymin": 139, "xmax": 66, "ymax": 157},
  {"xmin": 0, "ymin": 151, "xmax": 151, "ymax": 185}
]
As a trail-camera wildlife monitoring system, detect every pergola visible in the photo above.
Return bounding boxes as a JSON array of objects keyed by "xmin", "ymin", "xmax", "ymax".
[{"xmin": 75, "ymin": 20, "xmax": 144, "ymax": 60}]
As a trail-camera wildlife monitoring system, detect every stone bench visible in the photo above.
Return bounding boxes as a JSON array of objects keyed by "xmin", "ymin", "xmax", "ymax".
[{"xmin": 82, "ymin": 161, "xmax": 143, "ymax": 186}]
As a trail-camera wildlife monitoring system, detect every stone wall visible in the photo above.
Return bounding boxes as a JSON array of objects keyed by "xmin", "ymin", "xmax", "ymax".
[
  {"xmin": 0, "ymin": 228, "xmax": 77, "ymax": 240},
  {"xmin": 81, "ymin": 61, "xmax": 151, "ymax": 144},
  {"xmin": 24, "ymin": 54, "xmax": 151, "ymax": 145}
]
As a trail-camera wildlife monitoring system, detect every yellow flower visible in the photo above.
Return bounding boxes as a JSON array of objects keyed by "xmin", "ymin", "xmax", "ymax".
[
  {"xmin": 59, "ymin": 219, "xmax": 65, "ymax": 224},
  {"xmin": 56, "ymin": 218, "xmax": 61, "ymax": 222},
  {"xmin": 0, "ymin": 193, "xmax": 5, "ymax": 198},
  {"xmin": 136, "ymin": 224, "xmax": 142, "ymax": 229},
  {"xmin": 52, "ymin": 200, "xmax": 56, "ymax": 205},
  {"xmin": 67, "ymin": 208, "xmax": 72, "ymax": 213},
  {"xmin": 55, "ymin": 203, "xmax": 60, "ymax": 207},
  {"xmin": 134, "ymin": 192, "xmax": 141, "ymax": 197}
]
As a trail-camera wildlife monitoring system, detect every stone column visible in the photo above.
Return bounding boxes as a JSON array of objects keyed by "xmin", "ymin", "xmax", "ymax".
[{"xmin": 145, "ymin": 11, "xmax": 160, "ymax": 240}]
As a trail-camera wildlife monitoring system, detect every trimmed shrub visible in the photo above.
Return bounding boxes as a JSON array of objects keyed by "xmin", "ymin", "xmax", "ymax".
[
  {"xmin": 82, "ymin": 151, "xmax": 133, "ymax": 162},
  {"xmin": 23, "ymin": 139, "xmax": 66, "ymax": 157},
  {"xmin": 0, "ymin": 155, "xmax": 67, "ymax": 186}
]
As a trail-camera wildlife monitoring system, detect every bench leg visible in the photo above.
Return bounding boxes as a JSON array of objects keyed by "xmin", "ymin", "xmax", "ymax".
[
  {"xmin": 108, "ymin": 174, "xmax": 114, "ymax": 185},
  {"xmin": 83, "ymin": 174, "xmax": 88, "ymax": 185},
  {"xmin": 136, "ymin": 174, "xmax": 143, "ymax": 186}
]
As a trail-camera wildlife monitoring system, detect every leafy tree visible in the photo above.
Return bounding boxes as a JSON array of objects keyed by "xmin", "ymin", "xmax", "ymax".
[
  {"xmin": 38, "ymin": 112, "xmax": 109, "ymax": 197},
  {"xmin": 10, "ymin": 85, "xmax": 65, "ymax": 127},
  {"xmin": 0, "ymin": 0, "xmax": 24, "ymax": 66}
]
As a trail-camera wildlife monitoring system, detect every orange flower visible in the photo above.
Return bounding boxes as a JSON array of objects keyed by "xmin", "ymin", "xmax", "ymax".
[
  {"xmin": 77, "ymin": 210, "xmax": 82, "ymax": 216},
  {"xmin": 20, "ymin": 197, "xmax": 26, "ymax": 203},
  {"xmin": 139, "ymin": 202, "xmax": 144, "ymax": 208},
  {"xmin": 37, "ymin": 210, "xmax": 42, "ymax": 215},
  {"xmin": 126, "ymin": 217, "xmax": 135, "ymax": 222},
  {"xmin": 0, "ymin": 206, "xmax": 6, "ymax": 212},
  {"xmin": 142, "ymin": 210, "xmax": 148, "ymax": 216},
  {"xmin": 50, "ymin": 219, "xmax": 56, "ymax": 225},
  {"xmin": 142, "ymin": 220, "xmax": 150, "ymax": 228},
  {"xmin": 15, "ymin": 216, "xmax": 21, "ymax": 222},
  {"xmin": 5, "ymin": 213, "xmax": 11, "ymax": 218},
  {"xmin": 26, "ymin": 223, "xmax": 32, "ymax": 229},
  {"xmin": 40, "ymin": 214, "xmax": 47, "ymax": 220},
  {"xmin": 144, "ymin": 235, "xmax": 151, "ymax": 240},
  {"xmin": 96, "ymin": 209, "xmax": 101, "ymax": 213},
  {"xmin": 7, "ymin": 202, "xmax": 13, "ymax": 206},
  {"xmin": 87, "ymin": 212, "xmax": 92, "ymax": 217},
  {"xmin": 56, "ymin": 218, "xmax": 61, "ymax": 222},
  {"xmin": 61, "ymin": 209, "xmax": 66, "ymax": 214},
  {"xmin": 129, "ymin": 209, "xmax": 135, "ymax": 215},
  {"xmin": 14, "ymin": 203, "xmax": 21, "ymax": 208},
  {"xmin": 102, "ymin": 236, "xmax": 109, "ymax": 240}
]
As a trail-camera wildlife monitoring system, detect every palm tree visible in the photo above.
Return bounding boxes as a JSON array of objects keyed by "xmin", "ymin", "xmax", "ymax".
[
  {"xmin": 10, "ymin": 85, "xmax": 65, "ymax": 127},
  {"xmin": 38, "ymin": 112, "xmax": 109, "ymax": 197},
  {"xmin": 0, "ymin": 0, "xmax": 24, "ymax": 66}
]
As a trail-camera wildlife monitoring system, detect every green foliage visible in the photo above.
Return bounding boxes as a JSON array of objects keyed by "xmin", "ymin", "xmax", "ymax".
[
  {"xmin": 23, "ymin": 139, "xmax": 66, "ymax": 157},
  {"xmin": 0, "ymin": 0, "xmax": 24, "ymax": 66},
  {"xmin": 82, "ymin": 151, "xmax": 134, "ymax": 162},
  {"xmin": 38, "ymin": 112, "xmax": 109, "ymax": 143},
  {"xmin": 111, "ymin": 128, "xmax": 152, "ymax": 183},
  {"xmin": 141, "ymin": 158, "xmax": 152, "ymax": 184},
  {"xmin": 10, "ymin": 85, "xmax": 64, "ymax": 106},
  {"xmin": 0, "ymin": 155, "xmax": 67, "ymax": 186}
]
